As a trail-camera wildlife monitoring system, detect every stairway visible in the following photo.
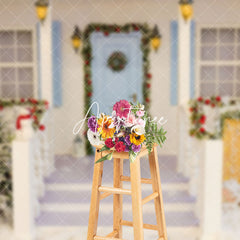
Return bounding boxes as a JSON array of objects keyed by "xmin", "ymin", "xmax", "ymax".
[{"xmin": 36, "ymin": 154, "xmax": 199, "ymax": 239}]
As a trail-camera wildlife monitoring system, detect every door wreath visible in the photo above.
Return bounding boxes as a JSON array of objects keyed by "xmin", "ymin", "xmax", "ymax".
[{"xmin": 107, "ymin": 51, "xmax": 127, "ymax": 72}]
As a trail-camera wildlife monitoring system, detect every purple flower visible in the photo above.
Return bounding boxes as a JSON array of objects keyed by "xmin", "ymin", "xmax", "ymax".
[
  {"xmin": 88, "ymin": 116, "xmax": 98, "ymax": 132},
  {"xmin": 132, "ymin": 144, "xmax": 141, "ymax": 153},
  {"xmin": 125, "ymin": 135, "xmax": 131, "ymax": 146}
]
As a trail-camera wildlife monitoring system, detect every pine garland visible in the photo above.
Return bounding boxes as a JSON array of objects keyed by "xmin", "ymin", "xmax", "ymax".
[{"xmin": 82, "ymin": 23, "xmax": 153, "ymax": 154}]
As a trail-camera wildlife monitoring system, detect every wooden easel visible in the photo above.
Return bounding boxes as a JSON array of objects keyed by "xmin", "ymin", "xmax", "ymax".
[{"xmin": 87, "ymin": 145, "xmax": 168, "ymax": 240}]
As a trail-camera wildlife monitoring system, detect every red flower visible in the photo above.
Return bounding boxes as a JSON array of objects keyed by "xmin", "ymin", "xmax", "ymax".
[
  {"xmin": 199, "ymin": 127, "xmax": 205, "ymax": 133},
  {"xmin": 216, "ymin": 96, "xmax": 221, "ymax": 102},
  {"xmin": 39, "ymin": 124, "xmax": 45, "ymax": 131},
  {"xmin": 199, "ymin": 115, "xmax": 206, "ymax": 124},
  {"xmin": 146, "ymin": 83, "xmax": 151, "ymax": 88},
  {"xmin": 145, "ymin": 98, "xmax": 150, "ymax": 103},
  {"xmin": 146, "ymin": 73, "xmax": 152, "ymax": 79},
  {"xmin": 20, "ymin": 98, "xmax": 25, "ymax": 103},
  {"xmin": 205, "ymin": 99, "xmax": 210, "ymax": 105},
  {"xmin": 197, "ymin": 97, "xmax": 203, "ymax": 102},
  {"xmin": 211, "ymin": 103, "xmax": 215, "ymax": 108},
  {"xmin": 115, "ymin": 141, "xmax": 126, "ymax": 152},
  {"xmin": 105, "ymin": 138, "xmax": 115, "ymax": 148},
  {"xmin": 0, "ymin": 105, "xmax": 3, "ymax": 111},
  {"xmin": 87, "ymin": 92, "xmax": 92, "ymax": 97},
  {"xmin": 115, "ymin": 137, "xmax": 119, "ymax": 143}
]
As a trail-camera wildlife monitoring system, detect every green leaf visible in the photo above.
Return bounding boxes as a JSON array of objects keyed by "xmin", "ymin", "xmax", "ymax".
[
  {"xmin": 95, "ymin": 152, "xmax": 113, "ymax": 164},
  {"xmin": 99, "ymin": 145, "xmax": 110, "ymax": 152},
  {"xmin": 129, "ymin": 150, "xmax": 138, "ymax": 163}
]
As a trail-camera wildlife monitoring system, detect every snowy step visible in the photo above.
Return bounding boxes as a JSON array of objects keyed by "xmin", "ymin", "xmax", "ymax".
[{"xmin": 35, "ymin": 210, "xmax": 199, "ymax": 227}]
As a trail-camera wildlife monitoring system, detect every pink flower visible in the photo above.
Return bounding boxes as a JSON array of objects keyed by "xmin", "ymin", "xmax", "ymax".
[
  {"xmin": 113, "ymin": 100, "xmax": 131, "ymax": 118},
  {"xmin": 136, "ymin": 118, "xmax": 146, "ymax": 127},
  {"xmin": 125, "ymin": 113, "xmax": 136, "ymax": 127},
  {"xmin": 136, "ymin": 110, "xmax": 144, "ymax": 117}
]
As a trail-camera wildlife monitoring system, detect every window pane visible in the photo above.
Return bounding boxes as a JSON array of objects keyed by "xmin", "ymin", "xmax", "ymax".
[
  {"xmin": 17, "ymin": 47, "xmax": 32, "ymax": 62},
  {"xmin": 18, "ymin": 67, "xmax": 33, "ymax": 82},
  {"xmin": 219, "ymin": 66, "xmax": 234, "ymax": 82},
  {"xmin": 0, "ymin": 31, "xmax": 14, "ymax": 46},
  {"xmin": 200, "ymin": 66, "xmax": 216, "ymax": 81},
  {"xmin": 219, "ymin": 46, "xmax": 234, "ymax": 60},
  {"xmin": 0, "ymin": 48, "xmax": 15, "ymax": 62},
  {"xmin": 1, "ymin": 68, "xmax": 16, "ymax": 82},
  {"xmin": 17, "ymin": 31, "xmax": 32, "ymax": 46},
  {"xmin": 18, "ymin": 84, "xmax": 33, "ymax": 98},
  {"xmin": 219, "ymin": 29, "xmax": 235, "ymax": 44},
  {"xmin": 201, "ymin": 29, "xmax": 217, "ymax": 44},
  {"xmin": 201, "ymin": 46, "xmax": 216, "ymax": 61},
  {"xmin": 2, "ymin": 84, "xmax": 16, "ymax": 98},
  {"xmin": 200, "ymin": 83, "xmax": 216, "ymax": 97},
  {"xmin": 219, "ymin": 83, "xmax": 233, "ymax": 96}
]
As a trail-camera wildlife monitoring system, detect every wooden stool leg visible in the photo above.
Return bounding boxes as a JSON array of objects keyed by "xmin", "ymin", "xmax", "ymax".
[
  {"xmin": 149, "ymin": 147, "xmax": 168, "ymax": 240},
  {"xmin": 113, "ymin": 158, "xmax": 123, "ymax": 238},
  {"xmin": 87, "ymin": 150, "xmax": 104, "ymax": 240},
  {"xmin": 130, "ymin": 156, "xmax": 144, "ymax": 240}
]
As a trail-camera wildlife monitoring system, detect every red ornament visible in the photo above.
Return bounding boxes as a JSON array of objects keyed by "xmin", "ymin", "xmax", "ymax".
[
  {"xmin": 216, "ymin": 96, "xmax": 221, "ymax": 102},
  {"xmin": 205, "ymin": 99, "xmax": 210, "ymax": 105},
  {"xmin": 134, "ymin": 26, "xmax": 139, "ymax": 31},
  {"xmin": 199, "ymin": 127, "xmax": 205, "ymax": 133},
  {"xmin": 87, "ymin": 80, "xmax": 92, "ymax": 85},
  {"xmin": 189, "ymin": 107, "xmax": 194, "ymax": 112},
  {"xmin": 95, "ymin": 26, "xmax": 100, "ymax": 32},
  {"xmin": 146, "ymin": 83, "xmax": 151, "ymax": 88},
  {"xmin": 85, "ymin": 60, "xmax": 89, "ymax": 65},
  {"xmin": 145, "ymin": 97, "xmax": 150, "ymax": 103},
  {"xmin": 20, "ymin": 98, "xmax": 25, "ymax": 103},
  {"xmin": 146, "ymin": 73, "xmax": 152, "ymax": 79},
  {"xmin": 199, "ymin": 115, "xmax": 206, "ymax": 124},
  {"xmin": 211, "ymin": 103, "xmax": 215, "ymax": 108},
  {"xmin": 104, "ymin": 31, "xmax": 109, "ymax": 36},
  {"xmin": 87, "ymin": 92, "xmax": 92, "ymax": 97},
  {"xmin": 30, "ymin": 107, "xmax": 36, "ymax": 114},
  {"xmin": 197, "ymin": 97, "xmax": 203, "ymax": 102},
  {"xmin": 115, "ymin": 27, "xmax": 121, "ymax": 32},
  {"xmin": 39, "ymin": 124, "xmax": 45, "ymax": 131},
  {"xmin": 32, "ymin": 115, "xmax": 37, "ymax": 121}
]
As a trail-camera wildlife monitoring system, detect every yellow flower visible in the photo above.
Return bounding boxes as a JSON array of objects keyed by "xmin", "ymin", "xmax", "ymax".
[
  {"xmin": 97, "ymin": 115, "xmax": 115, "ymax": 139},
  {"xmin": 129, "ymin": 132, "xmax": 146, "ymax": 145}
]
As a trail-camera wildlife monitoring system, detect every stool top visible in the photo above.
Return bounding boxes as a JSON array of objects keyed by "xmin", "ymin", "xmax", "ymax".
[{"xmin": 94, "ymin": 143, "xmax": 157, "ymax": 159}]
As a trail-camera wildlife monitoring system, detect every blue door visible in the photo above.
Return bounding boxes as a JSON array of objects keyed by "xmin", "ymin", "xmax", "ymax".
[{"xmin": 90, "ymin": 32, "xmax": 143, "ymax": 115}]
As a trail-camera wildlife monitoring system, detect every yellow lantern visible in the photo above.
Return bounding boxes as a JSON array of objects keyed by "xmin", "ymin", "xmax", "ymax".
[
  {"xmin": 151, "ymin": 25, "xmax": 162, "ymax": 52},
  {"xmin": 35, "ymin": 0, "xmax": 49, "ymax": 23},
  {"xmin": 71, "ymin": 26, "xmax": 82, "ymax": 53},
  {"xmin": 179, "ymin": 0, "xmax": 193, "ymax": 21}
]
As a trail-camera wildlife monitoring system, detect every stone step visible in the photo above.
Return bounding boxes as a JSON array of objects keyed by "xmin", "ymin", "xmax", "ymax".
[{"xmin": 36, "ymin": 210, "xmax": 199, "ymax": 227}]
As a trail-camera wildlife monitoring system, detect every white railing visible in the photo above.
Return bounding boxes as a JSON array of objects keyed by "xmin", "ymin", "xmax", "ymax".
[
  {"xmin": 178, "ymin": 104, "xmax": 223, "ymax": 240},
  {"xmin": 12, "ymin": 108, "xmax": 53, "ymax": 240}
]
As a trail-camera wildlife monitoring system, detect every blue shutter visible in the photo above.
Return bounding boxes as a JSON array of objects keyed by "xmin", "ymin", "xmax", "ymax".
[
  {"xmin": 52, "ymin": 21, "xmax": 63, "ymax": 107},
  {"xmin": 190, "ymin": 20, "xmax": 195, "ymax": 99},
  {"xmin": 170, "ymin": 21, "xmax": 178, "ymax": 105},
  {"xmin": 36, "ymin": 22, "xmax": 42, "ymax": 99}
]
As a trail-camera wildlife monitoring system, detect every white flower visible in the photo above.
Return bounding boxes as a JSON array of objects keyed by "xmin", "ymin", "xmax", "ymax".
[
  {"xmin": 131, "ymin": 125, "xmax": 145, "ymax": 135},
  {"xmin": 87, "ymin": 129, "xmax": 103, "ymax": 146}
]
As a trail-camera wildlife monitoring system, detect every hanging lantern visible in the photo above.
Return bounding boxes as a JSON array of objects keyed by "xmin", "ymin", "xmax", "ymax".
[
  {"xmin": 151, "ymin": 25, "xmax": 162, "ymax": 52},
  {"xmin": 179, "ymin": 0, "xmax": 193, "ymax": 21},
  {"xmin": 71, "ymin": 26, "xmax": 82, "ymax": 53},
  {"xmin": 35, "ymin": 0, "xmax": 49, "ymax": 23}
]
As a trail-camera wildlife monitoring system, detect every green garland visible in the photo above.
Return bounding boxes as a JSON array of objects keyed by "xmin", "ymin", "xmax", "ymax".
[
  {"xmin": 189, "ymin": 96, "xmax": 240, "ymax": 139},
  {"xmin": 82, "ymin": 23, "xmax": 153, "ymax": 155},
  {"xmin": 107, "ymin": 51, "xmax": 127, "ymax": 72}
]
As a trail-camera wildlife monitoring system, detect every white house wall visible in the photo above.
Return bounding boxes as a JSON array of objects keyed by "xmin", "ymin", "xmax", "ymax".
[{"xmin": 0, "ymin": 0, "xmax": 240, "ymax": 155}]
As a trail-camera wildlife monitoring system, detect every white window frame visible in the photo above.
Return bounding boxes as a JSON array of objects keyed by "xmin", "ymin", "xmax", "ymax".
[
  {"xmin": 196, "ymin": 24, "xmax": 240, "ymax": 98},
  {"xmin": 0, "ymin": 27, "xmax": 37, "ymax": 99}
]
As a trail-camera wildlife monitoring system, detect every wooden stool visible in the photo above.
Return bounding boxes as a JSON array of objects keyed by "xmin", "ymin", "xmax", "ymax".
[{"xmin": 87, "ymin": 145, "xmax": 167, "ymax": 240}]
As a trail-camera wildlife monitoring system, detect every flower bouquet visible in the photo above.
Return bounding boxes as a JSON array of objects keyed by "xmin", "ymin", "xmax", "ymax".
[{"xmin": 87, "ymin": 100, "xmax": 167, "ymax": 163}]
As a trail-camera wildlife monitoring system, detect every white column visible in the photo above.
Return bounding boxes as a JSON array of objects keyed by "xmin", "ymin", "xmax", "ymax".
[
  {"xmin": 177, "ymin": 10, "xmax": 191, "ymax": 173},
  {"xmin": 12, "ymin": 119, "xmax": 35, "ymax": 240},
  {"xmin": 39, "ymin": 6, "xmax": 53, "ymax": 105},
  {"xmin": 199, "ymin": 140, "xmax": 223, "ymax": 240}
]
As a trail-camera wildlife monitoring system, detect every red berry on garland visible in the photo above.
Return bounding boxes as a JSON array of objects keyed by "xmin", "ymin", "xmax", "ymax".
[
  {"xmin": 87, "ymin": 80, "xmax": 92, "ymax": 85},
  {"xmin": 32, "ymin": 115, "xmax": 37, "ymax": 121},
  {"xmin": 104, "ymin": 31, "xmax": 109, "ymax": 36},
  {"xmin": 211, "ymin": 103, "xmax": 215, "ymax": 108},
  {"xmin": 145, "ymin": 97, "xmax": 150, "ymax": 103},
  {"xmin": 199, "ymin": 127, "xmax": 205, "ymax": 133},
  {"xmin": 146, "ymin": 73, "xmax": 152, "ymax": 79},
  {"xmin": 20, "ymin": 98, "xmax": 25, "ymax": 103},
  {"xmin": 30, "ymin": 107, "xmax": 36, "ymax": 114},
  {"xmin": 189, "ymin": 107, "xmax": 194, "ymax": 112},
  {"xmin": 199, "ymin": 115, "xmax": 206, "ymax": 124},
  {"xmin": 0, "ymin": 105, "xmax": 3, "ymax": 111},
  {"xmin": 197, "ymin": 97, "xmax": 203, "ymax": 102},
  {"xmin": 95, "ymin": 26, "xmax": 100, "ymax": 32},
  {"xmin": 87, "ymin": 92, "xmax": 92, "ymax": 97},
  {"xmin": 39, "ymin": 124, "xmax": 45, "ymax": 131},
  {"xmin": 115, "ymin": 27, "xmax": 121, "ymax": 32},
  {"xmin": 216, "ymin": 96, "xmax": 221, "ymax": 102},
  {"xmin": 205, "ymin": 99, "xmax": 210, "ymax": 105},
  {"xmin": 85, "ymin": 60, "xmax": 89, "ymax": 65},
  {"xmin": 146, "ymin": 83, "xmax": 151, "ymax": 88},
  {"xmin": 134, "ymin": 26, "xmax": 139, "ymax": 31}
]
